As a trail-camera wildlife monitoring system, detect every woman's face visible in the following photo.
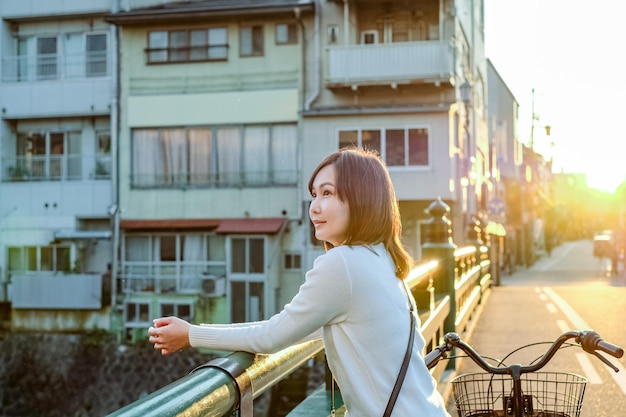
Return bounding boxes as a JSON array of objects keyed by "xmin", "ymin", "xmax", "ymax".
[{"xmin": 309, "ymin": 164, "xmax": 350, "ymax": 247}]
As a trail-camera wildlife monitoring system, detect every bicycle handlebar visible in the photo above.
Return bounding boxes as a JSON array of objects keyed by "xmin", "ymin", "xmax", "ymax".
[{"xmin": 425, "ymin": 330, "xmax": 624, "ymax": 374}]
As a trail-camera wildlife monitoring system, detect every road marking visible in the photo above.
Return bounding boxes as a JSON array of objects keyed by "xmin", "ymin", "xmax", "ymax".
[
  {"xmin": 605, "ymin": 357, "xmax": 626, "ymax": 396},
  {"xmin": 539, "ymin": 293, "xmax": 548, "ymax": 301},
  {"xmin": 556, "ymin": 319, "xmax": 569, "ymax": 333},
  {"xmin": 543, "ymin": 287, "xmax": 626, "ymax": 396},
  {"xmin": 575, "ymin": 353, "xmax": 602, "ymax": 384},
  {"xmin": 542, "ymin": 287, "xmax": 589, "ymax": 329},
  {"xmin": 545, "ymin": 303, "xmax": 557, "ymax": 313}
]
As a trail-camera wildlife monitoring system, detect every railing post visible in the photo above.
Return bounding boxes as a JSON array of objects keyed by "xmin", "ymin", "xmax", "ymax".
[{"xmin": 421, "ymin": 198, "xmax": 457, "ymax": 339}]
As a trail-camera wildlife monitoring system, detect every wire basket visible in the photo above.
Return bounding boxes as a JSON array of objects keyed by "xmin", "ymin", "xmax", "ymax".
[{"xmin": 451, "ymin": 372, "xmax": 587, "ymax": 417}]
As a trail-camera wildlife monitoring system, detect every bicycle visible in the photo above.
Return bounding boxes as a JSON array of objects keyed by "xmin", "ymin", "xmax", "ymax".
[{"xmin": 425, "ymin": 330, "xmax": 624, "ymax": 417}]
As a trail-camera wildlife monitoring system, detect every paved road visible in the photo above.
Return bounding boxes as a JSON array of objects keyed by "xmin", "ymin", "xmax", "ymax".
[{"xmin": 443, "ymin": 240, "xmax": 626, "ymax": 417}]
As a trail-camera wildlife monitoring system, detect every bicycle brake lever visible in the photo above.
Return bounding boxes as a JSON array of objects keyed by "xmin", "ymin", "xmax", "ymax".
[{"xmin": 592, "ymin": 351, "xmax": 619, "ymax": 372}]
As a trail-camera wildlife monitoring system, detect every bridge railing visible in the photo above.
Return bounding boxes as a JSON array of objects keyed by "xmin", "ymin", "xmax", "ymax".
[{"xmin": 107, "ymin": 249, "xmax": 492, "ymax": 417}]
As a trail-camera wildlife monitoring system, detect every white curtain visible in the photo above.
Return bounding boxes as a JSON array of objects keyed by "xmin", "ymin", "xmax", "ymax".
[
  {"xmin": 244, "ymin": 126, "xmax": 269, "ymax": 184},
  {"xmin": 181, "ymin": 235, "xmax": 203, "ymax": 290},
  {"xmin": 272, "ymin": 125, "xmax": 297, "ymax": 184},
  {"xmin": 216, "ymin": 127, "xmax": 241, "ymax": 186},
  {"xmin": 160, "ymin": 129, "xmax": 186, "ymax": 184},
  {"xmin": 189, "ymin": 128, "xmax": 212, "ymax": 185},
  {"xmin": 133, "ymin": 130, "xmax": 160, "ymax": 186}
]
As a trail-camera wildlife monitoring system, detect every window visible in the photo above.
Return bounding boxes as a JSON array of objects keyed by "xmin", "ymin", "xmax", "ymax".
[
  {"xmin": 122, "ymin": 233, "xmax": 227, "ymax": 294},
  {"xmin": 37, "ymin": 37, "xmax": 57, "ymax": 80},
  {"xmin": 361, "ymin": 30, "xmax": 378, "ymax": 44},
  {"xmin": 86, "ymin": 33, "xmax": 108, "ymax": 76},
  {"xmin": 147, "ymin": 28, "xmax": 228, "ymax": 63},
  {"xmin": 7, "ymin": 245, "xmax": 71, "ymax": 273},
  {"xmin": 231, "ymin": 237, "xmax": 265, "ymax": 274},
  {"xmin": 160, "ymin": 302, "xmax": 192, "ymax": 322},
  {"xmin": 276, "ymin": 23, "xmax": 297, "ymax": 45},
  {"xmin": 240, "ymin": 25, "xmax": 264, "ymax": 56},
  {"xmin": 338, "ymin": 127, "xmax": 430, "ymax": 167},
  {"xmin": 95, "ymin": 131, "xmax": 111, "ymax": 179},
  {"xmin": 283, "ymin": 252, "xmax": 302, "ymax": 270},
  {"xmin": 12, "ymin": 32, "xmax": 107, "ymax": 82},
  {"xmin": 15, "ymin": 131, "xmax": 82, "ymax": 181},
  {"xmin": 125, "ymin": 302, "xmax": 151, "ymax": 326},
  {"xmin": 132, "ymin": 124, "xmax": 297, "ymax": 188}
]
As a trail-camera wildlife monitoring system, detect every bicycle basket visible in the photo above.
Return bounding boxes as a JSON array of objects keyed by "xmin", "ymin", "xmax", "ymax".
[{"xmin": 451, "ymin": 372, "xmax": 587, "ymax": 417}]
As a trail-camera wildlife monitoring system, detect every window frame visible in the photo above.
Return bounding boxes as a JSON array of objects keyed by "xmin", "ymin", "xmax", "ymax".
[
  {"xmin": 146, "ymin": 27, "xmax": 229, "ymax": 64},
  {"xmin": 131, "ymin": 123, "xmax": 298, "ymax": 189},
  {"xmin": 239, "ymin": 25, "xmax": 264, "ymax": 57},
  {"xmin": 337, "ymin": 126, "xmax": 431, "ymax": 168},
  {"xmin": 275, "ymin": 23, "xmax": 298, "ymax": 45}
]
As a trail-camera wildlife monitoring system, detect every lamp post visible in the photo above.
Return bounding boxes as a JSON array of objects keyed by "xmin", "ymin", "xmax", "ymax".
[{"xmin": 530, "ymin": 88, "xmax": 552, "ymax": 151}]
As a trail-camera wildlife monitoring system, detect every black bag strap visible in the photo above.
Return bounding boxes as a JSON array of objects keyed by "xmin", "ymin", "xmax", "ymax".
[
  {"xmin": 191, "ymin": 357, "xmax": 253, "ymax": 417},
  {"xmin": 383, "ymin": 281, "xmax": 416, "ymax": 417}
]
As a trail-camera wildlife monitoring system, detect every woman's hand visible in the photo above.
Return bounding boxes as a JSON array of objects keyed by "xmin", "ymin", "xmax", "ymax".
[{"xmin": 148, "ymin": 316, "xmax": 192, "ymax": 355}]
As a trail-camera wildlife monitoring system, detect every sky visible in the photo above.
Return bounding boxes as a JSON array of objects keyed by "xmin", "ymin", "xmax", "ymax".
[{"xmin": 484, "ymin": 0, "xmax": 625, "ymax": 193}]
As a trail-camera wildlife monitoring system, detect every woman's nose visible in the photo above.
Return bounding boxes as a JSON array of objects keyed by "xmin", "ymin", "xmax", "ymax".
[{"xmin": 309, "ymin": 199, "xmax": 320, "ymax": 214}]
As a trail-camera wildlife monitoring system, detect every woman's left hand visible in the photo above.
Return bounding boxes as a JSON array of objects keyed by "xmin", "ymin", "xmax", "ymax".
[{"xmin": 148, "ymin": 316, "xmax": 192, "ymax": 355}]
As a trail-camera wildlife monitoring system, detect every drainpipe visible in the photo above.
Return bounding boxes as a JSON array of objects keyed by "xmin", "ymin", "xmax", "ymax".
[
  {"xmin": 110, "ymin": 0, "xmax": 121, "ymax": 314},
  {"xmin": 303, "ymin": 0, "xmax": 321, "ymax": 110}
]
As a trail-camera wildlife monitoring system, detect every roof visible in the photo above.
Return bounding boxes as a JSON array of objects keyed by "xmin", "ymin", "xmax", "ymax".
[
  {"xmin": 120, "ymin": 218, "xmax": 287, "ymax": 234},
  {"xmin": 105, "ymin": 0, "xmax": 315, "ymax": 25}
]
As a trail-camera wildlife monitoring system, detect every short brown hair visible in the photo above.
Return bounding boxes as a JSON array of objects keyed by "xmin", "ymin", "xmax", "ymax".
[{"xmin": 308, "ymin": 147, "xmax": 413, "ymax": 278}]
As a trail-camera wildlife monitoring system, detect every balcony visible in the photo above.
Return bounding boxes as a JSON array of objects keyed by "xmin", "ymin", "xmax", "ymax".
[
  {"xmin": 120, "ymin": 262, "xmax": 227, "ymax": 296},
  {"xmin": 10, "ymin": 273, "xmax": 103, "ymax": 309},
  {"xmin": 2, "ymin": 154, "xmax": 111, "ymax": 182},
  {"xmin": 0, "ymin": 51, "xmax": 112, "ymax": 118},
  {"xmin": 326, "ymin": 40, "xmax": 453, "ymax": 88}
]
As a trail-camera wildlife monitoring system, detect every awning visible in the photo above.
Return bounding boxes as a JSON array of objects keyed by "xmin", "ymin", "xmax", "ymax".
[
  {"xmin": 119, "ymin": 218, "xmax": 287, "ymax": 234},
  {"xmin": 120, "ymin": 219, "xmax": 221, "ymax": 230},
  {"xmin": 215, "ymin": 218, "xmax": 287, "ymax": 234},
  {"xmin": 53, "ymin": 230, "xmax": 112, "ymax": 240}
]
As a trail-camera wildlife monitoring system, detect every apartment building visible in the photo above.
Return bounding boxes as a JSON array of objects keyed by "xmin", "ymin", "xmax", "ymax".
[
  {"xmin": 0, "ymin": 0, "xmax": 495, "ymax": 340},
  {"xmin": 0, "ymin": 0, "xmax": 118, "ymax": 332}
]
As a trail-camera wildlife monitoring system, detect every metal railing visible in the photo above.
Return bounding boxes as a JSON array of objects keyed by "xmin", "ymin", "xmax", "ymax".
[
  {"xmin": 2, "ymin": 51, "xmax": 111, "ymax": 82},
  {"xmin": 131, "ymin": 169, "xmax": 298, "ymax": 189},
  {"xmin": 106, "ymin": 245, "xmax": 493, "ymax": 417},
  {"xmin": 2, "ymin": 154, "xmax": 111, "ymax": 182},
  {"xmin": 326, "ymin": 40, "xmax": 453, "ymax": 85}
]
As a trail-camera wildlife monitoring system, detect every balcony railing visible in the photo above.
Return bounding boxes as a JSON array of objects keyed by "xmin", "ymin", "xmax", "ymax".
[
  {"xmin": 326, "ymin": 40, "xmax": 453, "ymax": 86},
  {"xmin": 131, "ymin": 170, "xmax": 298, "ymax": 189},
  {"xmin": 2, "ymin": 154, "xmax": 111, "ymax": 182},
  {"xmin": 120, "ymin": 262, "xmax": 227, "ymax": 295},
  {"xmin": 2, "ymin": 51, "xmax": 111, "ymax": 82}
]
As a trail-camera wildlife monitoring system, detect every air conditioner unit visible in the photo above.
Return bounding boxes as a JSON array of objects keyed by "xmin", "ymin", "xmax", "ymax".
[{"xmin": 201, "ymin": 275, "xmax": 226, "ymax": 297}]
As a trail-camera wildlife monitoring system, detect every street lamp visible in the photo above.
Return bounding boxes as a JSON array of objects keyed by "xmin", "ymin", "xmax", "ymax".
[{"xmin": 530, "ymin": 88, "xmax": 552, "ymax": 150}]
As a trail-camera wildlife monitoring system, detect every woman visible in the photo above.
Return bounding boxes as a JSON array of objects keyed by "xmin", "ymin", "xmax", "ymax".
[{"xmin": 149, "ymin": 148, "xmax": 450, "ymax": 416}]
